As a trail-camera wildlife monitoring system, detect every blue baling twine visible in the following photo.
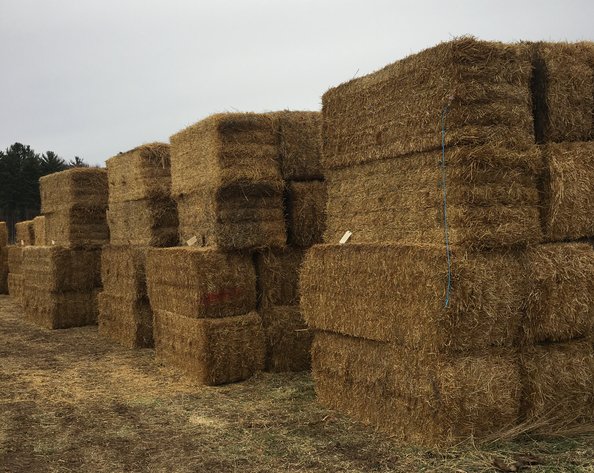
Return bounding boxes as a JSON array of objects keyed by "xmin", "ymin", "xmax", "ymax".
[{"xmin": 441, "ymin": 106, "xmax": 452, "ymax": 308}]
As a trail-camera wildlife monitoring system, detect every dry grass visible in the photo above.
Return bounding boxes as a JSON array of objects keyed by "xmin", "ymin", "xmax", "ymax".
[
  {"xmin": 1, "ymin": 295, "xmax": 592, "ymax": 472},
  {"xmin": 15, "ymin": 220, "xmax": 35, "ymax": 246}
]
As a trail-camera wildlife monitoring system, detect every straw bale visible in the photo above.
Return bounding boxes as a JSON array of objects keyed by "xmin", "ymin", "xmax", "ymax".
[
  {"xmin": 8, "ymin": 274, "xmax": 24, "ymax": 304},
  {"xmin": 254, "ymin": 247, "xmax": 304, "ymax": 308},
  {"xmin": 40, "ymin": 168, "xmax": 108, "ymax": 214},
  {"xmin": 107, "ymin": 198, "xmax": 178, "ymax": 247},
  {"xmin": 45, "ymin": 205, "xmax": 109, "ymax": 248},
  {"xmin": 23, "ymin": 289, "xmax": 99, "ymax": 329},
  {"xmin": 21, "ymin": 246, "xmax": 101, "ymax": 293},
  {"xmin": 153, "ymin": 309, "xmax": 265, "ymax": 385},
  {"xmin": 15, "ymin": 220, "xmax": 35, "ymax": 246},
  {"xmin": 260, "ymin": 305, "xmax": 312, "ymax": 372},
  {"xmin": 531, "ymin": 42, "xmax": 594, "ymax": 143},
  {"xmin": 300, "ymin": 243, "xmax": 526, "ymax": 351},
  {"xmin": 312, "ymin": 332, "xmax": 521, "ymax": 445},
  {"xmin": 525, "ymin": 243, "xmax": 594, "ymax": 344},
  {"xmin": 101, "ymin": 246, "xmax": 148, "ymax": 299},
  {"xmin": 286, "ymin": 181, "xmax": 327, "ymax": 247},
  {"xmin": 106, "ymin": 143, "xmax": 172, "ymax": 203},
  {"xmin": 146, "ymin": 247, "xmax": 257, "ymax": 318},
  {"xmin": 176, "ymin": 187, "xmax": 286, "ymax": 250},
  {"xmin": 97, "ymin": 292, "xmax": 153, "ymax": 349},
  {"xmin": 324, "ymin": 144, "xmax": 542, "ymax": 248},
  {"xmin": 322, "ymin": 38, "xmax": 533, "ymax": 170},
  {"xmin": 0, "ymin": 247, "xmax": 8, "ymax": 294},
  {"xmin": 273, "ymin": 111, "xmax": 322, "ymax": 180},
  {"xmin": 33, "ymin": 216, "xmax": 46, "ymax": 246},
  {"xmin": 7, "ymin": 246, "xmax": 24, "ymax": 274},
  {"xmin": 170, "ymin": 113, "xmax": 283, "ymax": 196},
  {"xmin": 0, "ymin": 222, "xmax": 7, "ymax": 247},
  {"xmin": 541, "ymin": 142, "xmax": 594, "ymax": 242},
  {"xmin": 520, "ymin": 340, "xmax": 594, "ymax": 427}
]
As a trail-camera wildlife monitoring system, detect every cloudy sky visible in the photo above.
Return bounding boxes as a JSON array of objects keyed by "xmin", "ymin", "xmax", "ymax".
[{"xmin": 1, "ymin": 0, "xmax": 592, "ymax": 166}]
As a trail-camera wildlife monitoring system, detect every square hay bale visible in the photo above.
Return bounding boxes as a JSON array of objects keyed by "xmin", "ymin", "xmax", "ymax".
[
  {"xmin": 101, "ymin": 246, "xmax": 148, "ymax": 299},
  {"xmin": 322, "ymin": 38, "xmax": 534, "ymax": 170},
  {"xmin": 176, "ymin": 187, "xmax": 286, "ymax": 250},
  {"xmin": 0, "ymin": 222, "xmax": 7, "ymax": 247},
  {"xmin": 40, "ymin": 168, "xmax": 108, "ymax": 214},
  {"xmin": 7, "ymin": 246, "xmax": 24, "ymax": 274},
  {"xmin": 33, "ymin": 216, "xmax": 46, "ymax": 246},
  {"xmin": 324, "ymin": 145, "xmax": 542, "ymax": 248},
  {"xmin": 21, "ymin": 246, "xmax": 101, "ymax": 293},
  {"xmin": 300, "ymin": 243, "xmax": 526, "ymax": 351},
  {"xmin": 98, "ymin": 292, "xmax": 153, "ymax": 348},
  {"xmin": 45, "ymin": 205, "xmax": 109, "ymax": 248},
  {"xmin": 170, "ymin": 113, "xmax": 283, "ymax": 196},
  {"xmin": 541, "ymin": 142, "xmax": 594, "ymax": 241},
  {"xmin": 273, "ymin": 111, "xmax": 322, "ymax": 180},
  {"xmin": 312, "ymin": 332, "xmax": 521, "ymax": 446},
  {"xmin": 15, "ymin": 220, "xmax": 35, "ymax": 246},
  {"xmin": 106, "ymin": 143, "xmax": 172, "ymax": 203},
  {"xmin": 525, "ymin": 243, "xmax": 594, "ymax": 344},
  {"xmin": 260, "ymin": 305, "xmax": 312, "ymax": 372},
  {"xmin": 23, "ymin": 289, "xmax": 99, "ymax": 329},
  {"xmin": 153, "ymin": 309, "xmax": 265, "ymax": 385},
  {"xmin": 0, "ymin": 247, "xmax": 8, "ymax": 294},
  {"xmin": 107, "ymin": 198, "xmax": 178, "ymax": 247},
  {"xmin": 254, "ymin": 247, "xmax": 304, "ymax": 307},
  {"xmin": 7, "ymin": 274, "xmax": 24, "ymax": 304},
  {"xmin": 531, "ymin": 42, "xmax": 594, "ymax": 143},
  {"xmin": 520, "ymin": 340, "xmax": 594, "ymax": 428},
  {"xmin": 146, "ymin": 247, "xmax": 257, "ymax": 318},
  {"xmin": 286, "ymin": 181, "xmax": 327, "ymax": 247}
]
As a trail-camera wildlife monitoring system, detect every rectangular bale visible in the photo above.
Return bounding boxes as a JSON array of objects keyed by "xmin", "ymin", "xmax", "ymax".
[
  {"xmin": 106, "ymin": 143, "xmax": 173, "ymax": 203},
  {"xmin": 40, "ymin": 168, "xmax": 108, "ymax": 214},
  {"xmin": 23, "ymin": 289, "xmax": 99, "ymax": 329},
  {"xmin": 260, "ymin": 305, "xmax": 312, "ymax": 372},
  {"xmin": 254, "ymin": 247, "xmax": 304, "ymax": 307},
  {"xmin": 101, "ymin": 246, "xmax": 148, "ymax": 299},
  {"xmin": 312, "ymin": 332, "xmax": 521, "ymax": 446},
  {"xmin": 541, "ymin": 142, "xmax": 594, "ymax": 241},
  {"xmin": 0, "ymin": 222, "xmax": 7, "ymax": 247},
  {"xmin": 15, "ymin": 220, "xmax": 35, "ymax": 246},
  {"xmin": 300, "ymin": 243, "xmax": 526, "ymax": 351},
  {"xmin": 170, "ymin": 113, "xmax": 283, "ymax": 196},
  {"xmin": 153, "ymin": 309, "xmax": 265, "ymax": 385},
  {"xmin": 45, "ymin": 205, "xmax": 109, "ymax": 248},
  {"xmin": 7, "ymin": 246, "xmax": 24, "ymax": 274},
  {"xmin": 33, "ymin": 216, "xmax": 46, "ymax": 246},
  {"xmin": 322, "ymin": 38, "xmax": 534, "ymax": 170},
  {"xmin": 324, "ymin": 145, "xmax": 542, "ymax": 248},
  {"xmin": 286, "ymin": 181, "xmax": 327, "ymax": 247},
  {"xmin": 0, "ymin": 247, "xmax": 8, "ymax": 294},
  {"xmin": 7, "ymin": 274, "xmax": 24, "ymax": 304},
  {"xmin": 107, "ymin": 198, "xmax": 178, "ymax": 247},
  {"xmin": 146, "ymin": 247, "xmax": 257, "ymax": 319},
  {"xmin": 98, "ymin": 292, "xmax": 154, "ymax": 348}
]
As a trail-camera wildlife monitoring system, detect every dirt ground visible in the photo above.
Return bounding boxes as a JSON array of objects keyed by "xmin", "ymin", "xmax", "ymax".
[{"xmin": 0, "ymin": 295, "xmax": 592, "ymax": 473}]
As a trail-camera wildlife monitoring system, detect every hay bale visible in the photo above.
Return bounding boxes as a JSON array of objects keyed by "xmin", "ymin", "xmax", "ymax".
[
  {"xmin": 153, "ymin": 309, "xmax": 265, "ymax": 385},
  {"xmin": 312, "ymin": 332, "xmax": 521, "ymax": 445},
  {"xmin": 322, "ymin": 38, "xmax": 533, "ymax": 170},
  {"xmin": 8, "ymin": 274, "xmax": 24, "ymax": 305},
  {"xmin": 21, "ymin": 246, "xmax": 101, "ymax": 293},
  {"xmin": 541, "ymin": 142, "xmax": 594, "ymax": 242},
  {"xmin": 176, "ymin": 187, "xmax": 286, "ymax": 250},
  {"xmin": 106, "ymin": 143, "xmax": 172, "ymax": 203},
  {"xmin": 45, "ymin": 205, "xmax": 109, "ymax": 248},
  {"xmin": 33, "ymin": 216, "xmax": 46, "ymax": 246},
  {"xmin": 7, "ymin": 246, "xmax": 24, "ymax": 304},
  {"xmin": 0, "ymin": 247, "xmax": 8, "ymax": 294},
  {"xmin": 324, "ymin": 144, "xmax": 542, "ymax": 248},
  {"xmin": 254, "ymin": 247, "xmax": 304, "ymax": 307},
  {"xmin": 22, "ymin": 289, "xmax": 99, "ymax": 329},
  {"xmin": 170, "ymin": 113, "xmax": 282, "ymax": 196},
  {"xmin": 260, "ymin": 305, "xmax": 312, "ymax": 372},
  {"xmin": 300, "ymin": 243, "xmax": 526, "ymax": 351},
  {"xmin": 520, "ymin": 340, "xmax": 594, "ymax": 428},
  {"xmin": 273, "ymin": 111, "xmax": 322, "ymax": 180},
  {"xmin": 15, "ymin": 220, "xmax": 35, "ymax": 246},
  {"xmin": 101, "ymin": 246, "xmax": 148, "ymax": 298},
  {"xmin": 531, "ymin": 42, "xmax": 594, "ymax": 143},
  {"xmin": 0, "ymin": 222, "xmax": 7, "ymax": 247},
  {"xmin": 107, "ymin": 198, "xmax": 178, "ymax": 247},
  {"xmin": 286, "ymin": 181, "xmax": 327, "ymax": 247},
  {"xmin": 98, "ymin": 292, "xmax": 153, "ymax": 349},
  {"xmin": 7, "ymin": 246, "xmax": 24, "ymax": 275},
  {"xmin": 146, "ymin": 247, "xmax": 257, "ymax": 318},
  {"xmin": 40, "ymin": 168, "xmax": 108, "ymax": 214},
  {"xmin": 525, "ymin": 243, "xmax": 594, "ymax": 344}
]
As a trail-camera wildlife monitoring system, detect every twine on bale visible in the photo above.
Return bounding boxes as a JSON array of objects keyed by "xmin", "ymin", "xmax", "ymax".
[{"xmin": 441, "ymin": 105, "xmax": 452, "ymax": 308}]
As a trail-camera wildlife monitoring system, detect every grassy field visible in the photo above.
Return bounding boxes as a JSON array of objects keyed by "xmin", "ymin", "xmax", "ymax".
[{"xmin": 0, "ymin": 295, "xmax": 592, "ymax": 473}]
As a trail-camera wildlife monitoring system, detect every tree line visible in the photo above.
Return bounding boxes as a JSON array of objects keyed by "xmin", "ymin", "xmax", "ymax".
[{"xmin": 0, "ymin": 143, "xmax": 89, "ymax": 242}]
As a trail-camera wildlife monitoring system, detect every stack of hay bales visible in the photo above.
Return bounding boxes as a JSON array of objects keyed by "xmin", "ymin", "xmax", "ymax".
[
  {"xmin": 21, "ymin": 169, "xmax": 107, "ymax": 329},
  {"xmin": 98, "ymin": 143, "xmax": 178, "ymax": 348},
  {"xmin": 15, "ymin": 220, "xmax": 35, "ymax": 246},
  {"xmin": 7, "ymin": 247, "xmax": 24, "ymax": 303},
  {"xmin": 0, "ymin": 222, "xmax": 8, "ymax": 294},
  {"xmin": 301, "ymin": 38, "xmax": 594, "ymax": 445},
  {"xmin": 33, "ymin": 216, "xmax": 46, "ymax": 246}
]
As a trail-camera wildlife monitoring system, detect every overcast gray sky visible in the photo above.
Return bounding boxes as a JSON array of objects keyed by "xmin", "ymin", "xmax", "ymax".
[{"xmin": 1, "ymin": 0, "xmax": 592, "ymax": 166}]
